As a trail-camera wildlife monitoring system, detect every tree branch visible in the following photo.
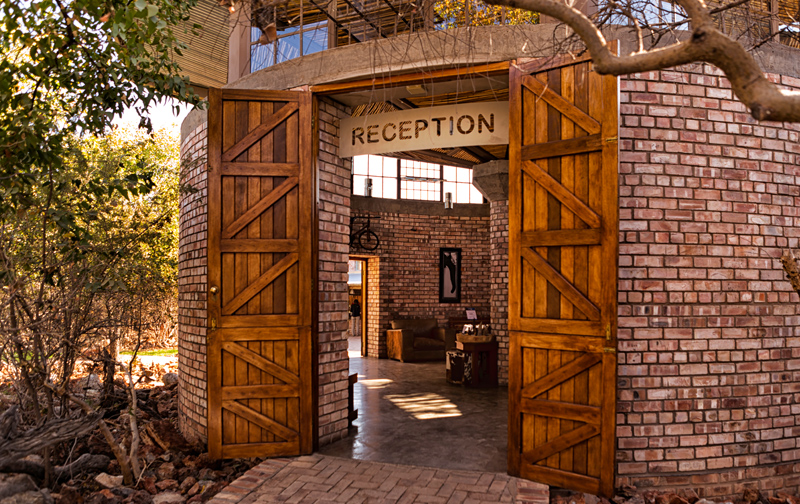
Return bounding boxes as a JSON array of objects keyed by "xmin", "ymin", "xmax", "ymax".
[{"xmin": 485, "ymin": 0, "xmax": 800, "ymax": 122}]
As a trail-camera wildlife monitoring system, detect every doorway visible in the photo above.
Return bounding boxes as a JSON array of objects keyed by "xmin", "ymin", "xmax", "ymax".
[{"xmin": 348, "ymin": 258, "xmax": 368, "ymax": 357}]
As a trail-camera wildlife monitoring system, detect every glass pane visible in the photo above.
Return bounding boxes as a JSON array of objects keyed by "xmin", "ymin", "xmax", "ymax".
[
  {"xmin": 353, "ymin": 175, "xmax": 366, "ymax": 196},
  {"xmin": 470, "ymin": 185, "xmax": 484, "ymax": 203},
  {"xmin": 368, "ymin": 155, "xmax": 385, "ymax": 177},
  {"xmin": 276, "ymin": 31, "xmax": 301, "ymax": 64},
  {"xmin": 303, "ymin": 22, "xmax": 327, "ymax": 55},
  {"xmin": 443, "ymin": 182, "xmax": 457, "ymax": 202},
  {"xmin": 384, "ymin": 178, "xmax": 398, "ymax": 199},
  {"xmin": 457, "ymin": 167, "xmax": 471, "ymax": 183},
  {"xmin": 456, "ymin": 183, "xmax": 470, "ymax": 203},
  {"xmin": 353, "ymin": 155, "xmax": 369, "ymax": 175},
  {"xmin": 251, "ymin": 27, "xmax": 275, "ymax": 72},
  {"xmin": 443, "ymin": 165, "xmax": 456, "ymax": 181}
]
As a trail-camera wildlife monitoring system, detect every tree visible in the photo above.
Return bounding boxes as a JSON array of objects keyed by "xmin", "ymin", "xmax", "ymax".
[
  {"xmin": 0, "ymin": 125, "xmax": 182, "ymax": 484},
  {"xmin": 484, "ymin": 0, "xmax": 800, "ymax": 123},
  {"xmin": 0, "ymin": 0, "xmax": 203, "ymax": 213}
]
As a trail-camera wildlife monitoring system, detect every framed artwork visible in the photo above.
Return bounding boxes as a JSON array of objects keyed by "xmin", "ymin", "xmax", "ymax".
[{"xmin": 439, "ymin": 248, "xmax": 461, "ymax": 303}]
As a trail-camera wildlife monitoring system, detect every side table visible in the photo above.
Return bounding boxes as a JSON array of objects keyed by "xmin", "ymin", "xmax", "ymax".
[{"xmin": 455, "ymin": 340, "xmax": 498, "ymax": 387}]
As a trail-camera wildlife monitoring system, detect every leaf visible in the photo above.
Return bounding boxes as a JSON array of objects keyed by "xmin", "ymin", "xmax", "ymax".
[{"xmin": 134, "ymin": 0, "xmax": 147, "ymax": 10}]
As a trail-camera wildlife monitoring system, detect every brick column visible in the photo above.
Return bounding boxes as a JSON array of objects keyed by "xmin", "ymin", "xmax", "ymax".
[
  {"xmin": 490, "ymin": 200, "xmax": 510, "ymax": 385},
  {"xmin": 316, "ymin": 97, "xmax": 352, "ymax": 446},
  {"xmin": 177, "ymin": 121, "xmax": 209, "ymax": 444}
]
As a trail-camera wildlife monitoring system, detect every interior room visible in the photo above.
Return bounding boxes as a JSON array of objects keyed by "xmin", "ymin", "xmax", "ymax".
[{"xmin": 314, "ymin": 77, "xmax": 512, "ymax": 472}]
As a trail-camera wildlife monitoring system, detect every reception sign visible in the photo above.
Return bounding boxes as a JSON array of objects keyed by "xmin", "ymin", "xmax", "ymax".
[{"xmin": 340, "ymin": 102, "xmax": 509, "ymax": 157}]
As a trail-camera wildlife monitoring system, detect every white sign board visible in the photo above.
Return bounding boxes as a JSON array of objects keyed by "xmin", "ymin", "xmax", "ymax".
[{"xmin": 340, "ymin": 102, "xmax": 509, "ymax": 157}]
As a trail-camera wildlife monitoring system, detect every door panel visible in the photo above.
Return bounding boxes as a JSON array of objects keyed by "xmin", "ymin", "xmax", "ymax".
[
  {"xmin": 207, "ymin": 89, "xmax": 314, "ymax": 459},
  {"xmin": 508, "ymin": 55, "xmax": 618, "ymax": 497}
]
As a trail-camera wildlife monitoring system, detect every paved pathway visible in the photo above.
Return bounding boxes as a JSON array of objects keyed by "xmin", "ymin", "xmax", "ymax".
[{"xmin": 208, "ymin": 454, "xmax": 549, "ymax": 504}]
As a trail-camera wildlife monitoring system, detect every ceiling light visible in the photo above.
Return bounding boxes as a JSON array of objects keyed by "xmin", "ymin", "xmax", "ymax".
[{"xmin": 406, "ymin": 84, "xmax": 427, "ymax": 96}]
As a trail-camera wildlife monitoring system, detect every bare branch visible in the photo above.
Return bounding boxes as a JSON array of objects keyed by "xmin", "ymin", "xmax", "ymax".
[{"xmin": 485, "ymin": 0, "xmax": 800, "ymax": 122}]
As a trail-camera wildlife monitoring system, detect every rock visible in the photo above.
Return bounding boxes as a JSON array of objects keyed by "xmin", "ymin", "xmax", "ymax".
[
  {"xmin": 126, "ymin": 491, "xmax": 154, "ymax": 504},
  {"xmin": 139, "ymin": 477, "xmax": 157, "ymax": 495},
  {"xmin": 696, "ymin": 500, "xmax": 716, "ymax": 504},
  {"xmin": 78, "ymin": 374, "xmax": 102, "ymax": 390},
  {"xmin": 0, "ymin": 491, "xmax": 53, "ymax": 504},
  {"xmin": 154, "ymin": 481, "xmax": 178, "ymax": 492},
  {"xmin": 161, "ymin": 373, "xmax": 178, "ymax": 387},
  {"xmin": 156, "ymin": 463, "xmax": 176, "ymax": 481},
  {"xmin": 777, "ymin": 494, "xmax": 800, "ymax": 504},
  {"xmin": 0, "ymin": 475, "xmax": 38, "ymax": 501},
  {"xmin": 743, "ymin": 491, "xmax": 761, "ymax": 504},
  {"xmin": 186, "ymin": 481, "xmax": 213, "ymax": 498},
  {"xmin": 178, "ymin": 478, "xmax": 196, "ymax": 495},
  {"xmin": 145, "ymin": 422, "xmax": 191, "ymax": 453},
  {"xmin": 151, "ymin": 493, "xmax": 184, "ymax": 504},
  {"xmin": 54, "ymin": 486, "xmax": 80, "ymax": 504},
  {"xmin": 95, "ymin": 473, "xmax": 123, "ymax": 489}
]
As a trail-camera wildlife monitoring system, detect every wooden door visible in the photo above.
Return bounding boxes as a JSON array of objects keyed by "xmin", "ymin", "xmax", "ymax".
[
  {"xmin": 207, "ymin": 89, "xmax": 314, "ymax": 459},
  {"xmin": 507, "ymin": 55, "xmax": 618, "ymax": 497}
]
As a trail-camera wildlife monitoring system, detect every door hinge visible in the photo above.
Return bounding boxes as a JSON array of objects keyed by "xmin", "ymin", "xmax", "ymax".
[
  {"xmin": 603, "ymin": 347, "xmax": 616, "ymax": 353},
  {"xmin": 606, "ymin": 136, "xmax": 618, "ymax": 143},
  {"xmin": 210, "ymin": 317, "xmax": 217, "ymax": 331},
  {"xmin": 605, "ymin": 323, "xmax": 611, "ymax": 341}
]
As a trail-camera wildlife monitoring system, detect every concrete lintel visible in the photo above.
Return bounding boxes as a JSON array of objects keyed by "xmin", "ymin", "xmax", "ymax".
[
  {"xmin": 352, "ymin": 195, "xmax": 489, "ymax": 218},
  {"xmin": 472, "ymin": 160, "xmax": 509, "ymax": 202}
]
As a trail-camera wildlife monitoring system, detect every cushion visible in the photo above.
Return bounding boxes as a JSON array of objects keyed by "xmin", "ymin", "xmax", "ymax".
[
  {"xmin": 391, "ymin": 318, "xmax": 438, "ymax": 337},
  {"xmin": 414, "ymin": 337, "xmax": 444, "ymax": 350}
]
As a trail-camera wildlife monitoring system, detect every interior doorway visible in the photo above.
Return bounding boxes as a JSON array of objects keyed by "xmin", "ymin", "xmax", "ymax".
[{"xmin": 348, "ymin": 258, "xmax": 368, "ymax": 357}]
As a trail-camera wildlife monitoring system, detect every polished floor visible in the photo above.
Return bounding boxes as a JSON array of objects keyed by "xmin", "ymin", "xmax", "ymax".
[{"xmin": 319, "ymin": 337, "xmax": 509, "ymax": 473}]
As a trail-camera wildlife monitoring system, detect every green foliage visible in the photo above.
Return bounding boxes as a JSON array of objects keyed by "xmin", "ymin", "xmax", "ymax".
[
  {"xmin": 435, "ymin": 0, "xmax": 538, "ymax": 28},
  {"xmin": 0, "ymin": 125, "xmax": 181, "ymax": 420},
  {"xmin": 0, "ymin": 0, "xmax": 203, "ymax": 213}
]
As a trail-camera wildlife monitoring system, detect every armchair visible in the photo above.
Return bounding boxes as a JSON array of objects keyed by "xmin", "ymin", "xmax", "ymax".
[{"xmin": 386, "ymin": 318, "xmax": 456, "ymax": 362}]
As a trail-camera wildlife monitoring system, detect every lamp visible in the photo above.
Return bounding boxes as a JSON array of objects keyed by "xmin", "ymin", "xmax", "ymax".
[
  {"xmin": 365, "ymin": 178, "xmax": 373, "ymax": 197},
  {"xmin": 444, "ymin": 192, "xmax": 453, "ymax": 209}
]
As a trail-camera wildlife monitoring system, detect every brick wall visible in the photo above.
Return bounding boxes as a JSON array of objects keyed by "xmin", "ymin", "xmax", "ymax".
[
  {"xmin": 177, "ymin": 122, "xmax": 209, "ymax": 444},
  {"xmin": 365, "ymin": 256, "xmax": 383, "ymax": 357},
  {"xmin": 616, "ymin": 66, "xmax": 800, "ymax": 497},
  {"xmin": 349, "ymin": 202, "xmax": 492, "ymax": 358},
  {"xmin": 316, "ymin": 97, "xmax": 352, "ymax": 446},
  {"xmin": 491, "ymin": 200, "xmax": 510, "ymax": 385}
]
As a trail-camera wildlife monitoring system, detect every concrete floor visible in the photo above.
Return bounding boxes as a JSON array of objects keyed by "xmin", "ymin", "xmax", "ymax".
[{"xmin": 319, "ymin": 338, "xmax": 509, "ymax": 473}]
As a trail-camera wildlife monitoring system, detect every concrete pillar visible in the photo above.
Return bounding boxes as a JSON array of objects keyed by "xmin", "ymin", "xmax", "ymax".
[{"xmin": 227, "ymin": 5, "xmax": 251, "ymax": 83}]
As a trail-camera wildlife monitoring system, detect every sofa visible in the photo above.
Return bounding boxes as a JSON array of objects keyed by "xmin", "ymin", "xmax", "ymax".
[{"xmin": 386, "ymin": 318, "xmax": 456, "ymax": 362}]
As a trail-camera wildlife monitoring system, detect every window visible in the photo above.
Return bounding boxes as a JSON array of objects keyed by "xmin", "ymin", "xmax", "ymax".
[
  {"xmin": 400, "ymin": 160, "xmax": 441, "ymax": 201},
  {"xmin": 352, "ymin": 155, "xmax": 484, "ymax": 204},
  {"xmin": 353, "ymin": 155, "xmax": 398, "ymax": 199},
  {"xmin": 251, "ymin": 21, "xmax": 328, "ymax": 71}
]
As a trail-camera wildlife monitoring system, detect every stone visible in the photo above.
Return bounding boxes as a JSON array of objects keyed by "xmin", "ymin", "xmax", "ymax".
[
  {"xmin": 0, "ymin": 491, "xmax": 53, "ymax": 504},
  {"xmin": 139, "ymin": 477, "xmax": 157, "ymax": 495},
  {"xmin": 0, "ymin": 475, "xmax": 38, "ymax": 500},
  {"xmin": 155, "ymin": 481, "xmax": 178, "ymax": 492},
  {"xmin": 151, "ymin": 493, "xmax": 184, "ymax": 504},
  {"xmin": 161, "ymin": 373, "xmax": 178, "ymax": 387},
  {"xmin": 78, "ymin": 374, "xmax": 102, "ymax": 390},
  {"xmin": 178, "ymin": 478, "xmax": 196, "ymax": 495},
  {"xmin": 186, "ymin": 481, "xmax": 213, "ymax": 498},
  {"xmin": 95, "ymin": 473, "xmax": 123, "ymax": 489},
  {"xmin": 156, "ymin": 463, "xmax": 175, "ymax": 481},
  {"xmin": 743, "ymin": 490, "xmax": 761, "ymax": 504},
  {"xmin": 127, "ymin": 491, "xmax": 154, "ymax": 504}
]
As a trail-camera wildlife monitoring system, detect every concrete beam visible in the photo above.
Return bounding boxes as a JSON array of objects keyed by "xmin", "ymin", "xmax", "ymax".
[{"xmin": 472, "ymin": 160, "xmax": 508, "ymax": 202}]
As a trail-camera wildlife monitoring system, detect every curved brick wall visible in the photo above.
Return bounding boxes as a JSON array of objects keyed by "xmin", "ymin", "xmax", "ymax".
[
  {"xmin": 615, "ymin": 65, "xmax": 800, "ymax": 497},
  {"xmin": 177, "ymin": 48, "xmax": 800, "ymax": 497},
  {"xmin": 178, "ymin": 122, "xmax": 209, "ymax": 443}
]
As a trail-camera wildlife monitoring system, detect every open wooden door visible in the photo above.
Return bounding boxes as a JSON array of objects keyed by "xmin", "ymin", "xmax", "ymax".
[
  {"xmin": 507, "ymin": 55, "xmax": 618, "ymax": 497},
  {"xmin": 207, "ymin": 89, "xmax": 314, "ymax": 459}
]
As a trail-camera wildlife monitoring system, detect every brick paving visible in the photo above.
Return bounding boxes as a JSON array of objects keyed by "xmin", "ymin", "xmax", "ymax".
[{"xmin": 208, "ymin": 455, "xmax": 549, "ymax": 504}]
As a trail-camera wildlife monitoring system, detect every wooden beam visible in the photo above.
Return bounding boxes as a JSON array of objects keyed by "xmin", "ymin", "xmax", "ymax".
[{"xmin": 310, "ymin": 62, "xmax": 511, "ymax": 95}]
